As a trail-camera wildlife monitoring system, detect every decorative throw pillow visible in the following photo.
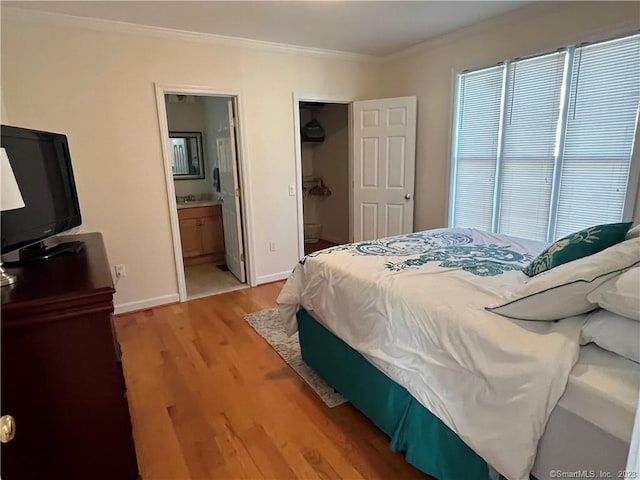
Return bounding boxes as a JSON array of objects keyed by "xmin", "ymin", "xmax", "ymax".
[
  {"xmin": 522, "ymin": 222, "xmax": 632, "ymax": 277},
  {"xmin": 487, "ymin": 238, "xmax": 640, "ymax": 321},
  {"xmin": 587, "ymin": 266, "xmax": 640, "ymax": 321}
]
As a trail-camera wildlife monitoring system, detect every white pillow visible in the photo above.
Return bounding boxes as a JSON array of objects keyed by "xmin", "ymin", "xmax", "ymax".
[
  {"xmin": 487, "ymin": 237, "xmax": 640, "ymax": 321},
  {"xmin": 587, "ymin": 267, "xmax": 640, "ymax": 321},
  {"xmin": 581, "ymin": 309, "xmax": 640, "ymax": 363},
  {"xmin": 625, "ymin": 224, "xmax": 640, "ymax": 240}
]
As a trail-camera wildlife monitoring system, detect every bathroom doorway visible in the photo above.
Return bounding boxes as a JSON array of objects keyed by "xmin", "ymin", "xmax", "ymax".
[
  {"xmin": 295, "ymin": 99, "xmax": 352, "ymax": 256},
  {"xmin": 156, "ymin": 85, "xmax": 251, "ymax": 302}
]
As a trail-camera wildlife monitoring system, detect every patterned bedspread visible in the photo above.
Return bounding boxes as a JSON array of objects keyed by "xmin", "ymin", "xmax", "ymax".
[
  {"xmin": 302, "ymin": 229, "xmax": 535, "ymax": 276},
  {"xmin": 278, "ymin": 228, "xmax": 585, "ymax": 480}
]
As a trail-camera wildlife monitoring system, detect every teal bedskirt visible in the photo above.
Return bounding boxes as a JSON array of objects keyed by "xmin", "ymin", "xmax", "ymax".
[{"xmin": 297, "ymin": 308, "xmax": 536, "ymax": 480}]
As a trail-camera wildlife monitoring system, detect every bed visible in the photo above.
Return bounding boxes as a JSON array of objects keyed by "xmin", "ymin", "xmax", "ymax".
[{"xmin": 277, "ymin": 228, "xmax": 640, "ymax": 480}]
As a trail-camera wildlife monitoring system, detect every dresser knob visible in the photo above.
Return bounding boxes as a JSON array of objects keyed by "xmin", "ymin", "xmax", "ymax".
[{"xmin": 0, "ymin": 415, "xmax": 16, "ymax": 443}]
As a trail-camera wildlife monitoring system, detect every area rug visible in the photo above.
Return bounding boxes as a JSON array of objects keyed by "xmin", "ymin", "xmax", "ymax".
[{"xmin": 244, "ymin": 307, "xmax": 347, "ymax": 408}]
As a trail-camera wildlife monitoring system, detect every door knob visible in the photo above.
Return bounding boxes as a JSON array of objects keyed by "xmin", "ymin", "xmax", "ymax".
[
  {"xmin": 404, "ymin": 193, "xmax": 413, "ymax": 200},
  {"xmin": 0, "ymin": 415, "xmax": 16, "ymax": 443}
]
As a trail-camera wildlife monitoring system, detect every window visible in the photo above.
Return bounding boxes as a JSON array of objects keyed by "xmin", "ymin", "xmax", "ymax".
[{"xmin": 449, "ymin": 33, "xmax": 640, "ymax": 242}]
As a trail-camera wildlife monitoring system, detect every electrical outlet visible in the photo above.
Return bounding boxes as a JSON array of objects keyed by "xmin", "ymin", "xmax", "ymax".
[
  {"xmin": 269, "ymin": 241, "xmax": 276, "ymax": 252},
  {"xmin": 288, "ymin": 184, "xmax": 296, "ymax": 196},
  {"xmin": 114, "ymin": 264, "xmax": 126, "ymax": 278}
]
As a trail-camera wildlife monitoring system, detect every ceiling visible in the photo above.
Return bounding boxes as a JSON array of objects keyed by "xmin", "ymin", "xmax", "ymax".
[{"xmin": 3, "ymin": 1, "xmax": 532, "ymax": 57}]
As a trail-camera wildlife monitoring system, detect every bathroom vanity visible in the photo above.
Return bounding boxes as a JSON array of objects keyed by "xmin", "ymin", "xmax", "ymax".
[{"xmin": 177, "ymin": 202, "xmax": 225, "ymax": 265}]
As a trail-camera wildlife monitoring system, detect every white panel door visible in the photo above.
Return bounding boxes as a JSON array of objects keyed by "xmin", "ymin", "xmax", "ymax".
[
  {"xmin": 217, "ymin": 98, "xmax": 245, "ymax": 283},
  {"xmin": 352, "ymin": 96, "xmax": 417, "ymax": 241}
]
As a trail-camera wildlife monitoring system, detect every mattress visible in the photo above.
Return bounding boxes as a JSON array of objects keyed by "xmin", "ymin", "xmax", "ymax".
[
  {"xmin": 560, "ymin": 344, "xmax": 639, "ymax": 441},
  {"xmin": 531, "ymin": 344, "xmax": 639, "ymax": 480}
]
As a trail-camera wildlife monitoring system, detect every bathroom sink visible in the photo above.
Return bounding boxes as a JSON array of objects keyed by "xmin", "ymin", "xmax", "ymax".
[{"xmin": 176, "ymin": 200, "xmax": 221, "ymax": 209}]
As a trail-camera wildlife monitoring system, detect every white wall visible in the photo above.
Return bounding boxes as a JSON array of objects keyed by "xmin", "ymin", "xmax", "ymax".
[
  {"xmin": 313, "ymin": 104, "xmax": 349, "ymax": 244},
  {"xmin": 381, "ymin": 1, "xmax": 640, "ymax": 231},
  {"xmin": 0, "ymin": 14, "xmax": 381, "ymax": 309}
]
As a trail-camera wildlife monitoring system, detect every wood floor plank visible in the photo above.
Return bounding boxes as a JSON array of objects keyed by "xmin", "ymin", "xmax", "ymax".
[
  {"xmin": 242, "ymin": 423, "xmax": 297, "ymax": 479},
  {"xmin": 114, "ymin": 281, "xmax": 432, "ymax": 480}
]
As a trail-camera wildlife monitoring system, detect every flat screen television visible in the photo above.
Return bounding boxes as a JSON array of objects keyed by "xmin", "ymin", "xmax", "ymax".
[{"xmin": 1, "ymin": 125, "xmax": 83, "ymax": 263}]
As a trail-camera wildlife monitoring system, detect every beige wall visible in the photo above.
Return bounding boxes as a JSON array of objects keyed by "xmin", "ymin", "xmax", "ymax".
[
  {"xmin": 381, "ymin": 1, "xmax": 640, "ymax": 231},
  {"xmin": 166, "ymin": 96, "xmax": 206, "ymax": 132},
  {"xmin": 0, "ymin": 16, "xmax": 381, "ymax": 309},
  {"xmin": 314, "ymin": 104, "xmax": 349, "ymax": 244}
]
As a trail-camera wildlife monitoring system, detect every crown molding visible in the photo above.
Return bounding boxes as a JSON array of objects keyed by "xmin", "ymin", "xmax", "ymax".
[
  {"xmin": 383, "ymin": 2, "xmax": 568, "ymax": 61},
  {"xmin": 1, "ymin": 6, "xmax": 381, "ymax": 63}
]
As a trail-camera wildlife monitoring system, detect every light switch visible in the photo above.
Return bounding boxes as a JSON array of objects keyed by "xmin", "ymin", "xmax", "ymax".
[{"xmin": 288, "ymin": 184, "xmax": 296, "ymax": 196}]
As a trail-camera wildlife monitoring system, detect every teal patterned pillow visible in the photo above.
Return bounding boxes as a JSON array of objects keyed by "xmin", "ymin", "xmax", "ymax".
[{"xmin": 523, "ymin": 222, "xmax": 632, "ymax": 277}]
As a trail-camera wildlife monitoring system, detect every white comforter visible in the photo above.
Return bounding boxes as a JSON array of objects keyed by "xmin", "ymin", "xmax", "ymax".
[{"xmin": 277, "ymin": 228, "xmax": 584, "ymax": 480}]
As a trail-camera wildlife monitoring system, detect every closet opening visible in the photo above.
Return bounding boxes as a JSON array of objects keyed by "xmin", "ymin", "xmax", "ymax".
[{"xmin": 297, "ymin": 100, "xmax": 351, "ymax": 256}]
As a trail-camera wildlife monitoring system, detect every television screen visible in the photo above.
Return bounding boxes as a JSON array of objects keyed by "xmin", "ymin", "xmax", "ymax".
[{"xmin": 1, "ymin": 125, "xmax": 81, "ymax": 255}]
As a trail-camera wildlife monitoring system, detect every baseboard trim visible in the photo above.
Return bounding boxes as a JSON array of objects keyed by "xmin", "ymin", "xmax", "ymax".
[
  {"xmin": 114, "ymin": 293, "xmax": 180, "ymax": 315},
  {"xmin": 256, "ymin": 270, "xmax": 292, "ymax": 285}
]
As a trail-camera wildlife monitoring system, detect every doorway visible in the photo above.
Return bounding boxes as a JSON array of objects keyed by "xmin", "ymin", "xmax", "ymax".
[
  {"xmin": 295, "ymin": 98, "xmax": 352, "ymax": 258},
  {"xmin": 156, "ymin": 85, "xmax": 251, "ymax": 302},
  {"xmin": 293, "ymin": 95, "xmax": 418, "ymax": 260}
]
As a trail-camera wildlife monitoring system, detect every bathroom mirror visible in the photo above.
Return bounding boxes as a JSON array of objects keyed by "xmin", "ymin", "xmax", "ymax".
[{"xmin": 170, "ymin": 131, "xmax": 205, "ymax": 180}]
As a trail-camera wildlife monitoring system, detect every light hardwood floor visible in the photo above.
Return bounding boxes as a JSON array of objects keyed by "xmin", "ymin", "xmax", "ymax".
[{"xmin": 114, "ymin": 282, "xmax": 432, "ymax": 480}]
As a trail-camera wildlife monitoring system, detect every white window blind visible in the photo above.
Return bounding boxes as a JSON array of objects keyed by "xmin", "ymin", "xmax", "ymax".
[
  {"xmin": 554, "ymin": 36, "xmax": 640, "ymax": 238},
  {"xmin": 498, "ymin": 52, "xmax": 566, "ymax": 240},
  {"xmin": 451, "ymin": 66, "xmax": 503, "ymax": 231},
  {"xmin": 450, "ymin": 33, "xmax": 640, "ymax": 242}
]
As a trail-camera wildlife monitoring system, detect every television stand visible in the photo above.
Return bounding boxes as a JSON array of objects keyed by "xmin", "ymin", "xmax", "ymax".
[{"xmin": 3, "ymin": 240, "xmax": 84, "ymax": 266}]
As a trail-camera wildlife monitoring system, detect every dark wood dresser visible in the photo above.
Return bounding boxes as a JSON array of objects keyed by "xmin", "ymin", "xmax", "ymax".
[{"xmin": 1, "ymin": 233, "xmax": 139, "ymax": 479}]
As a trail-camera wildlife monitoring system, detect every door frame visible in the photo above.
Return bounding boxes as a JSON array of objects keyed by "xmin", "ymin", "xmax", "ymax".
[
  {"xmin": 292, "ymin": 93, "xmax": 354, "ymax": 260},
  {"xmin": 155, "ymin": 83, "xmax": 256, "ymax": 302}
]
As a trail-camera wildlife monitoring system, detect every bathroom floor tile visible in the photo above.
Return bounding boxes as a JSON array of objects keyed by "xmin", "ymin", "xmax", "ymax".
[{"xmin": 185, "ymin": 263, "xmax": 247, "ymax": 300}]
